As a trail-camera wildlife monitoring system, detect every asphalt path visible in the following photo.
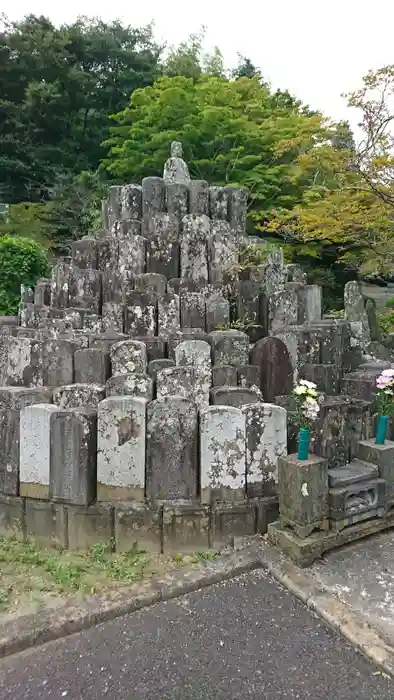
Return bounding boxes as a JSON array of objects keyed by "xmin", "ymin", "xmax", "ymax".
[{"xmin": 1, "ymin": 569, "xmax": 392, "ymax": 700}]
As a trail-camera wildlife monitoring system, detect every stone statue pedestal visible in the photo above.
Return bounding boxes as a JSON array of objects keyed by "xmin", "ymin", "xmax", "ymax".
[{"xmin": 278, "ymin": 453, "xmax": 329, "ymax": 538}]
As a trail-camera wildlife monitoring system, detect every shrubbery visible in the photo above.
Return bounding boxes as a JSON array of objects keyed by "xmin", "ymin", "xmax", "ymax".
[{"xmin": 0, "ymin": 236, "xmax": 49, "ymax": 315}]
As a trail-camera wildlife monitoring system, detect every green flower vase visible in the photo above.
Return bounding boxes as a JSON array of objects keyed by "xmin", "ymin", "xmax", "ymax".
[
  {"xmin": 297, "ymin": 427, "xmax": 310, "ymax": 460},
  {"xmin": 376, "ymin": 415, "xmax": 389, "ymax": 445}
]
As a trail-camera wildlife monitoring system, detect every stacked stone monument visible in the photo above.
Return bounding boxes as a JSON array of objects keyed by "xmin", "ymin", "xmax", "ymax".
[{"xmin": 0, "ymin": 141, "xmax": 393, "ymax": 559}]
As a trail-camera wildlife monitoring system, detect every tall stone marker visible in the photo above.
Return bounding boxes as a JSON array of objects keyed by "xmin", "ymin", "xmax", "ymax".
[
  {"xmin": 97, "ymin": 396, "xmax": 147, "ymax": 502},
  {"xmin": 250, "ymin": 336, "xmax": 293, "ymax": 402},
  {"xmin": 200, "ymin": 406, "xmax": 246, "ymax": 503},
  {"xmin": 146, "ymin": 397, "xmax": 198, "ymax": 500}
]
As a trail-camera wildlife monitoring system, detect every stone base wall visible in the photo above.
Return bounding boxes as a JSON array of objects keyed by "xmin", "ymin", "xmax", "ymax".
[{"xmin": 0, "ymin": 494, "xmax": 278, "ymax": 553}]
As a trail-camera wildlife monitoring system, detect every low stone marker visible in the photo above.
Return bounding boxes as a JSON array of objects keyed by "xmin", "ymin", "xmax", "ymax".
[
  {"xmin": 53, "ymin": 383, "xmax": 105, "ymax": 409},
  {"xmin": 74, "ymin": 348, "xmax": 110, "ymax": 385},
  {"xmin": 105, "ymin": 373, "xmax": 153, "ymax": 401},
  {"xmin": 210, "ymin": 386, "xmax": 262, "ymax": 408},
  {"xmin": 209, "ymin": 329, "xmax": 249, "ymax": 366}
]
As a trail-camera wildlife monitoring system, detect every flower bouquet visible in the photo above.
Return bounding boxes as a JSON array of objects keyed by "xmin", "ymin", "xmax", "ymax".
[
  {"xmin": 291, "ymin": 380, "xmax": 321, "ymax": 460},
  {"xmin": 375, "ymin": 369, "xmax": 394, "ymax": 444}
]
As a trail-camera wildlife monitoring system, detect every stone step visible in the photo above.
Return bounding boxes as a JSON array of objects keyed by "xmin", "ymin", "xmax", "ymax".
[{"xmin": 328, "ymin": 459, "xmax": 379, "ymax": 488}]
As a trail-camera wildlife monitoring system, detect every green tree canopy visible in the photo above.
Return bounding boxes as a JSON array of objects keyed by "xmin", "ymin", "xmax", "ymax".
[
  {"xmin": 103, "ymin": 74, "xmax": 326, "ymax": 229},
  {"xmin": 0, "ymin": 14, "xmax": 162, "ymax": 203},
  {"xmin": 268, "ymin": 65, "xmax": 394, "ymax": 278}
]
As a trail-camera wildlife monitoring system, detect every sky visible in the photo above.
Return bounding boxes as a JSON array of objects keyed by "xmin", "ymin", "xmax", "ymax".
[{"xmin": 4, "ymin": 0, "xmax": 394, "ymax": 134}]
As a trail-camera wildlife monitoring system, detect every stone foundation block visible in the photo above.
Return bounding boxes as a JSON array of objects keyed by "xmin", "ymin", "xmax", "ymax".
[
  {"xmin": 67, "ymin": 504, "xmax": 114, "ymax": 550},
  {"xmin": 256, "ymin": 496, "xmax": 279, "ymax": 534},
  {"xmin": 211, "ymin": 502, "xmax": 257, "ymax": 548},
  {"xmin": 0, "ymin": 494, "xmax": 24, "ymax": 538},
  {"xmin": 278, "ymin": 453, "xmax": 329, "ymax": 538},
  {"xmin": 162, "ymin": 503, "xmax": 210, "ymax": 553},
  {"xmin": 114, "ymin": 503, "xmax": 162, "ymax": 554},
  {"xmin": 329, "ymin": 477, "xmax": 386, "ymax": 523},
  {"xmin": 358, "ymin": 439, "xmax": 394, "ymax": 506},
  {"xmin": 24, "ymin": 499, "xmax": 67, "ymax": 548}
]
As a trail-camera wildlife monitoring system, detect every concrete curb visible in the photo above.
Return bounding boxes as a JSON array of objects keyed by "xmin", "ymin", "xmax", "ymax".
[
  {"xmin": 0, "ymin": 546, "xmax": 262, "ymax": 660},
  {"xmin": 257, "ymin": 538, "xmax": 394, "ymax": 678}
]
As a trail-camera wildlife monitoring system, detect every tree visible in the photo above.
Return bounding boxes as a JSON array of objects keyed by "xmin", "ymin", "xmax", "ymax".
[
  {"xmin": 103, "ymin": 74, "xmax": 325, "ymax": 229},
  {"xmin": 0, "ymin": 14, "xmax": 162, "ymax": 203},
  {"xmin": 268, "ymin": 66, "xmax": 394, "ymax": 277},
  {"xmin": 232, "ymin": 55, "xmax": 262, "ymax": 81},
  {"xmin": 42, "ymin": 170, "xmax": 107, "ymax": 254},
  {"xmin": 163, "ymin": 30, "xmax": 226, "ymax": 80},
  {"xmin": 0, "ymin": 235, "xmax": 49, "ymax": 315}
]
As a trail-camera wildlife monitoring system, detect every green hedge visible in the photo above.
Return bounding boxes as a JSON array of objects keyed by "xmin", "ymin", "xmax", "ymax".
[{"xmin": 0, "ymin": 236, "xmax": 49, "ymax": 315}]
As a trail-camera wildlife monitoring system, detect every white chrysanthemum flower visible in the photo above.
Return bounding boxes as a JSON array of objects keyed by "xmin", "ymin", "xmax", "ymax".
[{"xmin": 294, "ymin": 385, "xmax": 307, "ymax": 395}]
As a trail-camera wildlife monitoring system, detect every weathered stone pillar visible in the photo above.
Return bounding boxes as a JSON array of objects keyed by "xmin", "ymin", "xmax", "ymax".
[
  {"xmin": 97, "ymin": 396, "xmax": 147, "ymax": 502},
  {"xmin": 180, "ymin": 214, "xmax": 210, "ymax": 285},
  {"xmin": 74, "ymin": 348, "xmax": 110, "ymax": 385},
  {"xmin": 19, "ymin": 404, "xmax": 61, "ymax": 499},
  {"xmin": 200, "ymin": 406, "xmax": 246, "ymax": 503},
  {"xmin": 50, "ymin": 408, "xmax": 97, "ymax": 505},
  {"xmin": 146, "ymin": 397, "xmax": 198, "ymax": 500},
  {"xmin": 209, "ymin": 330, "xmax": 249, "ymax": 366},
  {"xmin": 110, "ymin": 339, "xmax": 147, "ymax": 376},
  {"xmin": 0, "ymin": 387, "xmax": 52, "ymax": 495},
  {"xmin": 242, "ymin": 403, "xmax": 287, "ymax": 497},
  {"xmin": 175, "ymin": 339, "xmax": 212, "ymax": 409}
]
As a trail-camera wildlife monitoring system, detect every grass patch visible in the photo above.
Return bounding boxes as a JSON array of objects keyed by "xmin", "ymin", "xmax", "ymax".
[{"xmin": 0, "ymin": 536, "xmax": 219, "ymax": 618}]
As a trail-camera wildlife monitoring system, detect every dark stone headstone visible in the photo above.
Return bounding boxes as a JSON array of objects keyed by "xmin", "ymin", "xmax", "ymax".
[
  {"xmin": 250, "ymin": 337, "xmax": 293, "ymax": 402},
  {"xmin": 50, "ymin": 407, "xmax": 97, "ymax": 505},
  {"xmin": 146, "ymin": 213, "xmax": 180, "ymax": 279},
  {"xmin": 212, "ymin": 364, "xmax": 238, "ymax": 387},
  {"xmin": 148, "ymin": 358, "xmax": 175, "ymax": 380},
  {"xmin": 146, "ymin": 397, "xmax": 198, "ymax": 500},
  {"xmin": 74, "ymin": 348, "xmax": 110, "ymax": 385},
  {"xmin": 180, "ymin": 292, "xmax": 205, "ymax": 330},
  {"xmin": 366, "ymin": 298, "xmax": 382, "ymax": 342},
  {"xmin": 134, "ymin": 336, "xmax": 167, "ymax": 362},
  {"xmin": 299, "ymin": 363, "xmax": 338, "ymax": 395},
  {"xmin": 237, "ymin": 364, "xmax": 261, "ymax": 389},
  {"xmin": 142, "ymin": 177, "xmax": 165, "ymax": 234}
]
